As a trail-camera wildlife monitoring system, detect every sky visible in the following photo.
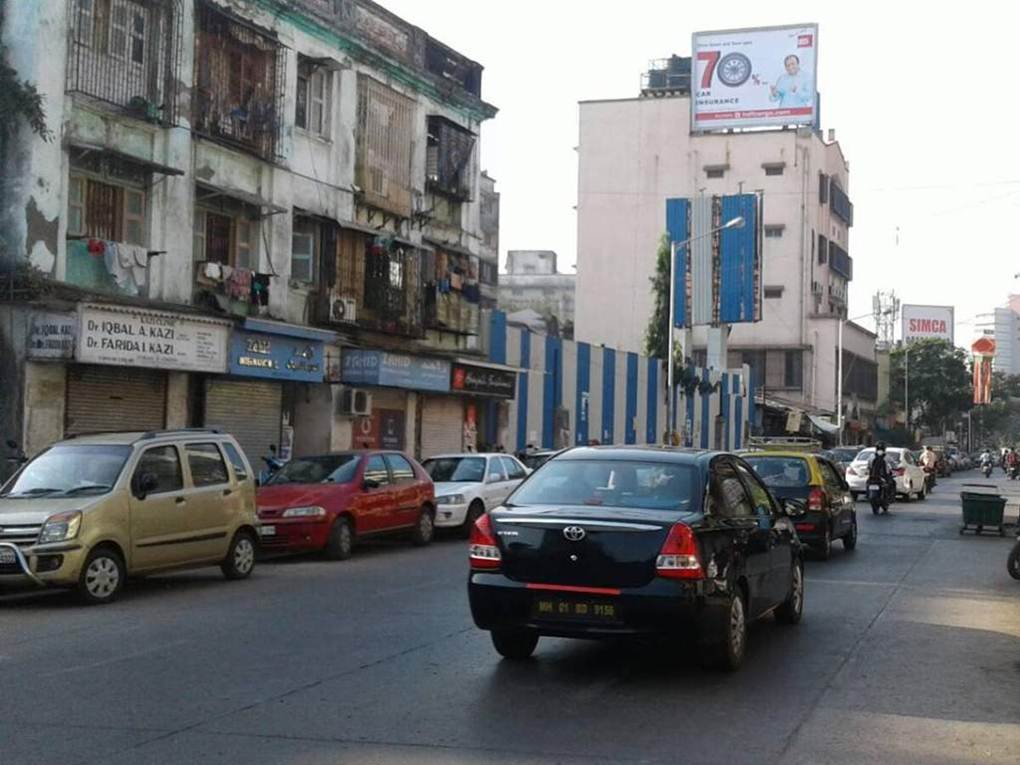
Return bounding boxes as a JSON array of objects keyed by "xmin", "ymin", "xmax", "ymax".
[{"xmin": 382, "ymin": 0, "xmax": 1020, "ymax": 343}]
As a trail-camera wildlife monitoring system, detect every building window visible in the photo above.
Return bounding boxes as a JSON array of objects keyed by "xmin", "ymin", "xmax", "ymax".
[
  {"xmin": 67, "ymin": 0, "xmax": 181, "ymax": 123},
  {"xmin": 426, "ymin": 115, "xmax": 475, "ymax": 201},
  {"xmin": 763, "ymin": 163, "xmax": 785, "ymax": 176},
  {"xmin": 704, "ymin": 166, "xmax": 726, "ymax": 179},
  {"xmin": 193, "ymin": 195, "xmax": 259, "ymax": 270},
  {"xmin": 66, "ymin": 154, "xmax": 147, "ymax": 245},
  {"xmin": 784, "ymin": 350, "xmax": 803, "ymax": 389},
  {"xmin": 291, "ymin": 217, "xmax": 319, "ymax": 284},
  {"xmin": 295, "ymin": 56, "xmax": 331, "ymax": 136},
  {"xmin": 764, "ymin": 286, "xmax": 784, "ymax": 299},
  {"xmin": 356, "ymin": 76, "xmax": 414, "ymax": 217},
  {"xmin": 818, "ymin": 234, "xmax": 828, "ymax": 264},
  {"xmin": 479, "ymin": 261, "xmax": 497, "ymax": 286},
  {"xmin": 764, "ymin": 225, "xmax": 784, "ymax": 239},
  {"xmin": 830, "ymin": 182, "xmax": 854, "ymax": 226},
  {"xmin": 819, "ymin": 173, "xmax": 829, "ymax": 204},
  {"xmin": 193, "ymin": 1, "xmax": 284, "ymax": 160}
]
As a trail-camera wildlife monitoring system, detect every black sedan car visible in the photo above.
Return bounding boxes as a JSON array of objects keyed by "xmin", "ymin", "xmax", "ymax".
[{"xmin": 468, "ymin": 447, "xmax": 804, "ymax": 671}]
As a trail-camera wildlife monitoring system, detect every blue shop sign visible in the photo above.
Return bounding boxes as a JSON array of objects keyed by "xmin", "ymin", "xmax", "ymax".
[
  {"xmin": 341, "ymin": 350, "xmax": 450, "ymax": 392},
  {"xmin": 229, "ymin": 329, "xmax": 325, "ymax": 382}
]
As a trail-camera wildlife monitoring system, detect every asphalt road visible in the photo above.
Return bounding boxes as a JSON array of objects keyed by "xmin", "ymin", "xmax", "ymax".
[{"xmin": 1, "ymin": 472, "xmax": 1018, "ymax": 765}]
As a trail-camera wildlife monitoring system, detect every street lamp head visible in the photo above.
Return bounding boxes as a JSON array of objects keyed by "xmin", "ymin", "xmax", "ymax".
[{"xmin": 723, "ymin": 216, "xmax": 745, "ymax": 230}]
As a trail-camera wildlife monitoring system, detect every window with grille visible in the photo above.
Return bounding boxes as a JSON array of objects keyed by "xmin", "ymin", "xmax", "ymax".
[
  {"xmin": 764, "ymin": 225, "xmax": 784, "ymax": 239},
  {"xmin": 292, "ymin": 217, "xmax": 319, "ymax": 284},
  {"xmin": 764, "ymin": 286, "xmax": 784, "ymax": 299},
  {"xmin": 763, "ymin": 164, "xmax": 785, "ymax": 176},
  {"xmin": 67, "ymin": 158, "xmax": 147, "ymax": 245},
  {"xmin": 295, "ymin": 56, "xmax": 331, "ymax": 136},
  {"xmin": 426, "ymin": 115, "xmax": 475, "ymax": 201},
  {"xmin": 67, "ymin": 0, "xmax": 181, "ymax": 123},
  {"xmin": 356, "ymin": 76, "xmax": 414, "ymax": 216},
  {"xmin": 705, "ymin": 166, "xmax": 725, "ymax": 179},
  {"xmin": 193, "ymin": 201, "xmax": 258, "ymax": 270}
]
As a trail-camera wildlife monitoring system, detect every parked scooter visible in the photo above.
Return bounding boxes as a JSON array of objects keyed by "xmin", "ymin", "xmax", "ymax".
[
  {"xmin": 259, "ymin": 444, "xmax": 285, "ymax": 485},
  {"xmin": 1008, "ymin": 528, "xmax": 1020, "ymax": 580}
]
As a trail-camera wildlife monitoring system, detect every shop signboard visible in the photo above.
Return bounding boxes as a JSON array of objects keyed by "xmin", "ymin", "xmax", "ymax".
[
  {"xmin": 353, "ymin": 409, "xmax": 406, "ymax": 450},
  {"xmin": 451, "ymin": 364, "xmax": 516, "ymax": 399},
  {"xmin": 229, "ymin": 329, "xmax": 325, "ymax": 383},
  {"xmin": 692, "ymin": 24, "xmax": 819, "ymax": 131},
  {"xmin": 28, "ymin": 312, "xmax": 76, "ymax": 360},
  {"xmin": 75, "ymin": 304, "xmax": 229, "ymax": 373},
  {"xmin": 902, "ymin": 304, "xmax": 954, "ymax": 344},
  {"xmin": 341, "ymin": 350, "xmax": 450, "ymax": 392}
]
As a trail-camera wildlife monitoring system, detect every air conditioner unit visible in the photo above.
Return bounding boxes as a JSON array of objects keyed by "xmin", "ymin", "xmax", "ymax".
[
  {"xmin": 329, "ymin": 295, "xmax": 357, "ymax": 324},
  {"xmin": 337, "ymin": 388, "xmax": 372, "ymax": 417}
]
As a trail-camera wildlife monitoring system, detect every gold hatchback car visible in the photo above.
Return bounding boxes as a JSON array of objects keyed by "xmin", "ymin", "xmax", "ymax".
[{"xmin": 0, "ymin": 429, "xmax": 259, "ymax": 604}]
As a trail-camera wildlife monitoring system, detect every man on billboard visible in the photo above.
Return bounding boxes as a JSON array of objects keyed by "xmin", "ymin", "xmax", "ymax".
[{"xmin": 769, "ymin": 54, "xmax": 814, "ymax": 107}]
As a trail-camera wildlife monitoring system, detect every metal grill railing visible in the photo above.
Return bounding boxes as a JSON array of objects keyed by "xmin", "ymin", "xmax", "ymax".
[
  {"xmin": 193, "ymin": 1, "xmax": 285, "ymax": 161},
  {"xmin": 66, "ymin": 0, "xmax": 182, "ymax": 125},
  {"xmin": 356, "ymin": 76, "xmax": 414, "ymax": 217}
]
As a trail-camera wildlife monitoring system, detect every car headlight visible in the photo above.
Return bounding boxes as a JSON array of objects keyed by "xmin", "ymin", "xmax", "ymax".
[
  {"xmin": 38, "ymin": 511, "xmax": 82, "ymax": 544},
  {"xmin": 281, "ymin": 506, "xmax": 327, "ymax": 518},
  {"xmin": 437, "ymin": 494, "xmax": 466, "ymax": 505}
]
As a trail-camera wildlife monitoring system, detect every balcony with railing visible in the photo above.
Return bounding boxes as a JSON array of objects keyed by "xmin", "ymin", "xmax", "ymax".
[
  {"xmin": 193, "ymin": 1, "xmax": 285, "ymax": 161},
  {"xmin": 66, "ymin": 0, "xmax": 183, "ymax": 124}
]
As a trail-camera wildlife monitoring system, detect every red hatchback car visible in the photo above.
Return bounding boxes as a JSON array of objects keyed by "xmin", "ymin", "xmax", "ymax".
[{"xmin": 256, "ymin": 451, "xmax": 436, "ymax": 560}]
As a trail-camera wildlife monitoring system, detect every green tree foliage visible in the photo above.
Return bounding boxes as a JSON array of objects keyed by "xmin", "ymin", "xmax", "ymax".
[
  {"xmin": 0, "ymin": 2, "xmax": 51, "ymax": 142},
  {"xmin": 889, "ymin": 339, "xmax": 972, "ymax": 433},
  {"xmin": 644, "ymin": 234, "xmax": 671, "ymax": 359}
]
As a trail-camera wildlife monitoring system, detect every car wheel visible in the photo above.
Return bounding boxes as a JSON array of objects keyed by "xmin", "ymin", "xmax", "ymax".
[
  {"xmin": 411, "ymin": 505, "xmax": 435, "ymax": 547},
  {"xmin": 917, "ymin": 485, "xmax": 926, "ymax": 501},
  {"xmin": 816, "ymin": 526, "xmax": 832, "ymax": 560},
  {"xmin": 717, "ymin": 52, "xmax": 752, "ymax": 87},
  {"xmin": 221, "ymin": 530, "xmax": 256, "ymax": 580},
  {"xmin": 77, "ymin": 546, "xmax": 125, "ymax": 605},
  {"xmin": 491, "ymin": 629, "xmax": 539, "ymax": 660},
  {"xmin": 851, "ymin": 492, "xmax": 859, "ymax": 502},
  {"xmin": 703, "ymin": 590, "xmax": 747, "ymax": 671},
  {"xmin": 775, "ymin": 559, "xmax": 804, "ymax": 625},
  {"xmin": 843, "ymin": 515, "xmax": 858, "ymax": 550},
  {"xmin": 1007, "ymin": 542, "xmax": 1020, "ymax": 580},
  {"xmin": 325, "ymin": 516, "xmax": 354, "ymax": 561},
  {"xmin": 461, "ymin": 500, "xmax": 485, "ymax": 539}
]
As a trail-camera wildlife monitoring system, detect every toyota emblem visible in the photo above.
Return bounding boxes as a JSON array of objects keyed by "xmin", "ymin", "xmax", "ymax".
[{"xmin": 563, "ymin": 526, "xmax": 586, "ymax": 542}]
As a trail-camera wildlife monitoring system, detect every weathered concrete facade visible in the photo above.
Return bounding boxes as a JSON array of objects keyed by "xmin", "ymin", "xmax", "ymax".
[{"xmin": 0, "ymin": 0, "xmax": 497, "ymax": 465}]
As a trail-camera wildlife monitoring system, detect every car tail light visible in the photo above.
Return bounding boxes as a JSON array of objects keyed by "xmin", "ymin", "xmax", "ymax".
[
  {"xmin": 656, "ymin": 522, "xmax": 703, "ymax": 580},
  {"xmin": 795, "ymin": 522, "xmax": 816, "ymax": 533},
  {"xmin": 808, "ymin": 487, "xmax": 825, "ymax": 512},
  {"xmin": 469, "ymin": 514, "xmax": 501, "ymax": 570},
  {"xmin": 893, "ymin": 467, "xmax": 905, "ymax": 477}
]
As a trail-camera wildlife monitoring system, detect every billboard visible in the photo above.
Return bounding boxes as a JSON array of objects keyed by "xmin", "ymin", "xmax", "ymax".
[
  {"xmin": 902, "ymin": 305, "xmax": 955, "ymax": 344},
  {"xmin": 692, "ymin": 24, "xmax": 818, "ymax": 132},
  {"xmin": 972, "ymin": 337, "xmax": 996, "ymax": 405},
  {"xmin": 665, "ymin": 193, "xmax": 762, "ymax": 328}
]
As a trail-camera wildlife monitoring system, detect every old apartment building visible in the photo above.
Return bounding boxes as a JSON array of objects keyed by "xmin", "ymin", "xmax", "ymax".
[{"xmin": 0, "ymin": 0, "xmax": 504, "ymax": 465}]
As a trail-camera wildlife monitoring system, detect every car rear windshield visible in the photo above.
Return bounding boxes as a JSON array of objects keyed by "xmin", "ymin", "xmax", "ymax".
[
  {"xmin": 422, "ymin": 457, "xmax": 485, "ymax": 483},
  {"xmin": 508, "ymin": 459, "xmax": 696, "ymax": 511},
  {"xmin": 1, "ymin": 444, "xmax": 132, "ymax": 498},
  {"xmin": 744, "ymin": 456, "xmax": 810, "ymax": 488},
  {"xmin": 831, "ymin": 448, "xmax": 860, "ymax": 462},
  {"xmin": 265, "ymin": 455, "xmax": 360, "ymax": 485},
  {"xmin": 855, "ymin": 449, "xmax": 902, "ymax": 466}
]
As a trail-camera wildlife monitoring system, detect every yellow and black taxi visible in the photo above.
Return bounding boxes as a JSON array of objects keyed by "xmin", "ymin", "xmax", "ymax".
[
  {"xmin": 468, "ymin": 447, "xmax": 805, "ymax": 671},
  {"xmin": 741, "ymin": 450, "xmax": 857, "ymax": 559}
]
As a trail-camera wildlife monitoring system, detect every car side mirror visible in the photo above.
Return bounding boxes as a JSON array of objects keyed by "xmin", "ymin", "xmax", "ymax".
[
  {"xmin": 488, "ymin": 472, "xmax": 503, "ymax": 484},
  {"xmin": 363, "ymin": 478, "xmax": 381, "ymax": 491},
  {"xmin": 5, "ymin": 439, "xmax": 18, "ymax": 450},
  {"xmin": 134, "ymin": 472, "xmax": 159, "ymax": 499},
  {"xmin": 781, "ymin": 498, "xmax": 807, "ymax": 516}
]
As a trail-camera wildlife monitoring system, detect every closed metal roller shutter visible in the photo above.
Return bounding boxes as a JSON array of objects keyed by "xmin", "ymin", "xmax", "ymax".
[
  {"xmin": 420, "ymin": 395, "xmax": 463, "ymax": 458},
  {"xmin": 66, "ymin": 365, "xmax": 167, "ymax": 436},
  {"xmin": 205, "ymin": 380, "xmax": 282, "ymax": 467}
]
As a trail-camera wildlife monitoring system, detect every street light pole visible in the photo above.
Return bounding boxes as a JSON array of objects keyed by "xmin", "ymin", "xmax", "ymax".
[
  {"xmin": 665, "ymin": 215, "xmax": 744, "ymax": 445},
  {"xmin": 905, "ymin": 346, "xmax": 910, "ymax": 436}
]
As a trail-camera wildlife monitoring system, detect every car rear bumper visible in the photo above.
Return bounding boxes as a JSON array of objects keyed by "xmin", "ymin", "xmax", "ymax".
[
  {"xmin": 256, "ymin": 518, "xmax": 331, "ymax": 552},
  {"xmin": 468, "ymin": 572, "xmax": 729, "ymax": 639},
  {"xmin": 791, "ymin": 513, "xmax": 830, "ymax": 542}
]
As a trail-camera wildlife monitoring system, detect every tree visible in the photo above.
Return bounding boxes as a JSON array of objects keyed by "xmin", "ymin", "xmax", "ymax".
[
  {"xmin": 644, "ymin": 234, "xmax": 671, "ymax": 359},
  {"xmin": 0, "ymin": 2, "xmax": 51, "ymax": 143},
  {"xmin": 970, "ymin": 372, "xmax": 1020, "ymax": 446},
  {"xmin": 889, "ymin": 339, "xmax": 972, "ymax": 434}
]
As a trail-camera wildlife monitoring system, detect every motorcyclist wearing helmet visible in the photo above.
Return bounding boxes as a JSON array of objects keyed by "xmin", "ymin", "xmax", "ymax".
[{"xmin": 868, "ymin": 442, "xmax": 894, "ymax": 513}]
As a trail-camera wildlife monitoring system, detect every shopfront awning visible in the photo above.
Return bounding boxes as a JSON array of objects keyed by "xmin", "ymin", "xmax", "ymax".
[
  {"xmin": 807, "ymin": 414, "xmax": 840, "ymax": 434},
  {"xmin": 67, "ymin": 141, "xmax": 185, "ymax": 177},
  {"xmin": 424, "ymin": 238, "xmax": 475, "ymax": 258},
  {"xmin": 339, "ymin": 221, "xmax": 422, "ymax": 250},
  {"xmin": 196, "ymin": 182, "xmax": 286, "ymax": 216}
]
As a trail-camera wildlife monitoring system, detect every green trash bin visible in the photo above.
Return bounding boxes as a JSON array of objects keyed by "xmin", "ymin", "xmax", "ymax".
[{"xmin": 959, "ymin": 490, "xmax": 1006, "ymax": 536}]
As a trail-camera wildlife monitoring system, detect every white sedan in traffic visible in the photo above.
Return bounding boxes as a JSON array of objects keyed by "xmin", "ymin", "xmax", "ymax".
[
  {"xmin": 845, "ymin": 447, "xmax": 928, "ymax": 501},
  {"xmin": 421, "ymin": 453, "xmax": 529, "ymax": 535}
]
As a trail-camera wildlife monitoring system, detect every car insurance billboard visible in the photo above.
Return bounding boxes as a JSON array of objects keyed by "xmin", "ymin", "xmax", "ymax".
[
  {"xmin": 902, "ymin": 305, "xmax": 955, "ymax": 344},
  {"xmin": 691, "ymin": 24, "xmax": 818, "ymax": 132}
]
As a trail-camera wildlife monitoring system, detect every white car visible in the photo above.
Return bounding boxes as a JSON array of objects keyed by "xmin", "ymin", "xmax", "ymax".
[
  {"xmin": 421, "ymin": 453, "xmax": 529, "ymax": 534},
  {"xmin": 845, "ymin": 447, "xmax": 928, "ymax": 501}
]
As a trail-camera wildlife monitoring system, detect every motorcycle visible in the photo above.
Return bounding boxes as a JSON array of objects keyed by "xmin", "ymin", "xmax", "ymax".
[
  {"xmin": 983, "ymin": 461, "xmax": 994, "ymax": 479},
  {"xmin": 258, "ymin": 444, "xmax": 285, "ymax": 485},
  {"xmin": 1009, "ymin": 463, "xmax": 1020, "ymax": 481},
  {"xmin": 923, "ymin": 465, "xmax": 937, "ymax": 492},
  {"xmin": 1009, "ymin": 529, "xmax": 1020, "ymax": 580},
  {"xmin": 867, "ymin": 475, "xmax": 894, "ymax": 515}
]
